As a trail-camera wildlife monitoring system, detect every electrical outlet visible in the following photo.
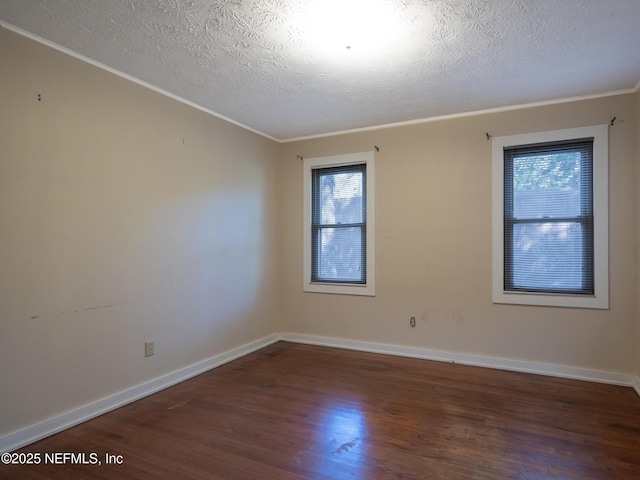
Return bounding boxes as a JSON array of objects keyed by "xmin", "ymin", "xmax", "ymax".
[
  {"xmin": 410, "ymin": 316, "xmax": 416, "ymax": 328},
  {"xmin": 145, "ymin": 341, "xmax": 154, "ymax": 357}
]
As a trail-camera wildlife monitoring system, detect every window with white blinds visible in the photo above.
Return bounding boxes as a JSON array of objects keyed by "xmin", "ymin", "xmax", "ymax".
[
  {"xmin": 303, "ymin": 151, "xmax": 375, "ymax": 296},
  {"xmin": 492, "ymin": 125, "xmax": 609, "ymax": 309},
  {"xmin": 311, "ymin": 163, "xmax": 366, "ymax": 284},
  {"xmin": 504, "ymin": 138, "xmax": 594, "ymax": 294}
]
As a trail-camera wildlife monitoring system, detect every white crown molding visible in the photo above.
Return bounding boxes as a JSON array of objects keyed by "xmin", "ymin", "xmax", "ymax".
[
  {"xmin": 0, "ymin": 333, "xmax": 280, "ymax": 454},
  {"xmin": 2, "ymin": 21, "xmax": 638, "ymax": 145},
  {"xmin": 280, "ymin": 333, "xmax": 638, "ymax": 389},
  {"xmin": 0, "ymin": 21, "xmax": 278, "ymax": 143},
  {"xmin": 282, "ymin": 88, "xmax": 638, "ymax": 143}
]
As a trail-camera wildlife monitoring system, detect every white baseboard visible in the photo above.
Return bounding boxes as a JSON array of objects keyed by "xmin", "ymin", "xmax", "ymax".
[
  {"xmin": 3, "ymin": 331, "xmax": 637, "ymax": 454},
  {"xmin": 280, "ymin": 332, "xmax": 638, "ymax": 389},
  {"xmin": 0, "ymin": 333, "xmax": 280, "ymax": 454}
]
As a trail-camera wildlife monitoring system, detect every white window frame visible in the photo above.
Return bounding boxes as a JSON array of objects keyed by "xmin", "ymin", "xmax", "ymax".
[
  {"xmin": 303, "ymin": 151, "xmax": 375, "ymax": 296},
  {"xmin": 492, "ymin": 125, "xmax": 609, "ymax": 309}
]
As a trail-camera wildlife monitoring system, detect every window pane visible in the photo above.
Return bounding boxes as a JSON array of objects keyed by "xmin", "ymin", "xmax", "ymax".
[
  {"xmin": 320, "ymin": 172, "xmax": 364, "ymax": 225},
  {"xmin": 512, "ymin": 152, "xmax": 582, "ymax": 219},
  {"xmin": 316, "ymin": 227, "xmax": 364, "ymax": 282},
  {"xmin": 510, "ymin": 222, "xmax": 585, "ymax": 291}
]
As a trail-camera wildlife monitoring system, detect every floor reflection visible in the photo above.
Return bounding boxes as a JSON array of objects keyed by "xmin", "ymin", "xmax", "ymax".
[{"xmin": 308, "ymin": 399, "xmax": 369, "ymax": 478}]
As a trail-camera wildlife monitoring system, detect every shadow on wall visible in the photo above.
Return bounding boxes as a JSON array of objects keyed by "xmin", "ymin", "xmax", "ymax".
[{"xmin": 129, "ymin": 188, "xmax": 265, "ymax": 338}]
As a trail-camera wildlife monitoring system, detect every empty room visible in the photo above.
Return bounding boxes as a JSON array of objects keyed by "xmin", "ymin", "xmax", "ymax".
[{"xmin": 1, "ymin": 1, "xmax": 640, "ymax": 478}]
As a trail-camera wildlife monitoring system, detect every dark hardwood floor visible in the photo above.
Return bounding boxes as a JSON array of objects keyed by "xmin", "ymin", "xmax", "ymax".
[{"xmin": 2, "ymin": 341, "xmax": 640, "ymax": 479}]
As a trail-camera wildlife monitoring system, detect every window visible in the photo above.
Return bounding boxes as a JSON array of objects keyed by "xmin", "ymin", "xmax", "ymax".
[
  {"xmin": 303, "ymin": 151, "xmax": 375, "ymax": 295},
  {"xmin": 492, "ymin": 125, "xmax": 608, "ymax": 309}
]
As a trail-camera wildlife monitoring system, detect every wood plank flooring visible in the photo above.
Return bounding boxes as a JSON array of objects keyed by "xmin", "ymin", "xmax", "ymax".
[{"xmin": 2, "ymin": 341, "xmax": 639, "ymax": 479}]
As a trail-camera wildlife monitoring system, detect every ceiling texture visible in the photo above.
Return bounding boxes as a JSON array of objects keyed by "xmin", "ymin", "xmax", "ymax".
[{"xmin": 1, "ymin": 0, "xmax": 640, "ymax": 141}]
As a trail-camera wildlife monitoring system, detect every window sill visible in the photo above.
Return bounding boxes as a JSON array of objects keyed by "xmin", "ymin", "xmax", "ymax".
[
  {"xmin": 493, "ymin": 290, "xmax": 608, "ymax": 309},
  {"xmin": 304, "ymin": 282, "xmax": 375, "ymax": 296}
]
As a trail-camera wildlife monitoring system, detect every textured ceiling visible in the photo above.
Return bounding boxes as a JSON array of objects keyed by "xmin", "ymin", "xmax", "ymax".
[{"xmin": 1, "ymin": 0, "xmax": 640, "ymax": 141}]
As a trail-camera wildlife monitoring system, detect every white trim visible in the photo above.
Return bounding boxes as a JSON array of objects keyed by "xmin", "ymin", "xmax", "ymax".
[
  {"xmin": 2, "ymin": 20, "xmax": 636, "ymax": 145},
  {"xmin": 0, "ymin": 21, "xmax": 278, "ymax": 143},
  {"xmin": 279, "ymin": 333, "xmax": 636, "ymax": 388},
  {"xmin": 302, "ymin": 152, "xmax": 376, "ymax": 296},
  {"xmin": 491, "ymin": 124, "xmax": 609, "ymax": 309},
  {"xmin": 2, "ymin": 332, "xmax": 638, "ymax": 453},
  {"xmin": 282, "ymin": 89, "xmax": 637, "ymax": 143},
  {"xmin": 0, "ymin": 334, "xmax": 279, "ymax": 454}
]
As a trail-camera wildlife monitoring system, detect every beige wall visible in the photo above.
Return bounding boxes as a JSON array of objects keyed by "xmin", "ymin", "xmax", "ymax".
[
  {"xmin": 0, "ymin": 29, "xmax": 280, "ymax": 437},
  {"xmin": 280, "ymin": 94, "xmax": 638, "ymax": 375},
  {"xmin": 2, "ymin": 23, "xmax": 639, "ymax": 443}
]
